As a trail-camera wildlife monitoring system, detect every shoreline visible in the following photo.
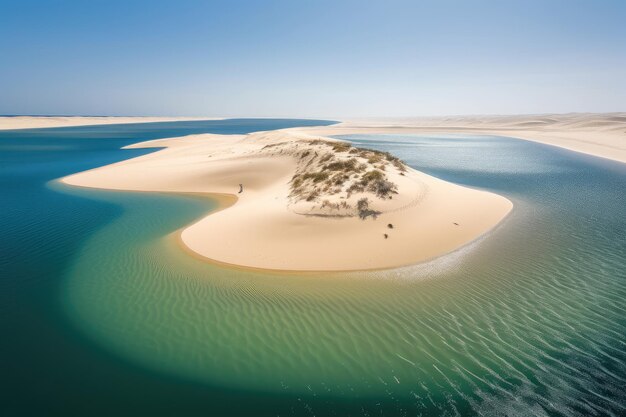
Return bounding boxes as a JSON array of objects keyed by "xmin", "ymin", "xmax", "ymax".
[{"xmin": 61, "ymin": 129, "xmax": 512, "ymax": 271}]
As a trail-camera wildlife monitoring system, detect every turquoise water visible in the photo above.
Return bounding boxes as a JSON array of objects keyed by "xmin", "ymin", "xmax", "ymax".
[{"xmin": 2, "ymin": 125, "xmax": 625, "ymax": 416}]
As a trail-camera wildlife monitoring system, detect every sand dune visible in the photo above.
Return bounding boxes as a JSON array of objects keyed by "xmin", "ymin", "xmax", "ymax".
[
  {"xmin": 62, "ymin": 130, "xmax": 512, "ymax": 271},
  {"xmin": 298, "ymin": 113, "xmax": 626, "ymax": 163},
  {"xmin": 0, "ymin": 116, "xmax": 217, "ymax": 130}
]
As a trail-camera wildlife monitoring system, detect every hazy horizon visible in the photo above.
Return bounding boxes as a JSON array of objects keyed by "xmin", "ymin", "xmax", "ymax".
[{"xmin": 2, "ymin": 0, "xmax": 625, "ymax": 117}]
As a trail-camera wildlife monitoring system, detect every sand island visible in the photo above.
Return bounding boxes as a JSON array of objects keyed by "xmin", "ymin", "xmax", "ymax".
[{"xmin": 62, "ymin": 127, "xmax": 513, "ymax": 271}]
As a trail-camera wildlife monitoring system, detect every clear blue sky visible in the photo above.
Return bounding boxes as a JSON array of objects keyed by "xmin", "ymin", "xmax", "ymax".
[{"xmin": 1, "ymin": 0, "xmax": 625, "ymax": 117}]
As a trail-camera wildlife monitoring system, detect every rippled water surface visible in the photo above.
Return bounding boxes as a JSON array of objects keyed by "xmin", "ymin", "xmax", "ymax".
[{"xmin": 2, "ymin": 125, "xmax": 625, "ymax": 416}]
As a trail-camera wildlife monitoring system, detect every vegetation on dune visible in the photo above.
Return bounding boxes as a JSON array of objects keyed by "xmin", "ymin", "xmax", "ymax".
[
  {"xmin": 345, "ymin": 169, "xmax": 398, "ymax": 198},
  {"xmin": 331, "ymin": 142, "xmax": 352, "ymax": 153},
  {"xmin": 266, "ymin": 137, "xmax": 408, "ymax": 218},
  {"xmin": 324, "ymin": 157, "xmax": 360, "ymax": 172},
  {"xmin": 321, "ymin": 199, "xmax": 352, "ymax": 211},
  {"xmin": 301, "ymin": 171, "xmax": 329, "ymax": 183}
]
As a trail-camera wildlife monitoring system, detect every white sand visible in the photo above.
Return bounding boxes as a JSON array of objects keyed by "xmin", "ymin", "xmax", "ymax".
[
  {"xmin": 298, "ymin": 113, "xmax": 626, "ymax": 163},
  {"xmin": 0, "ymin": 116, "xmax": 218, "ymax": 130},
  {"xmin": 62, "ymin": 130, "xmax": 512, "ymax": 271}
]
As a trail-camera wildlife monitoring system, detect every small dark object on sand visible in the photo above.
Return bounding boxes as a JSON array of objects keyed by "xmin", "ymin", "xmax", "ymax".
[
  {"xmin": 238, "ymin": 184, "xmax": 243, "ymax": 194},
  {"xmin": 387, "ymin": 223, "xmax": 393, "ymax": 229},
  {"xmin": 453, "ymin": 222, "xmax": 459, "ymax": 226},
  {"xmin": 384, "ymin": 234, "xmax": 388, "ymax": 239}
]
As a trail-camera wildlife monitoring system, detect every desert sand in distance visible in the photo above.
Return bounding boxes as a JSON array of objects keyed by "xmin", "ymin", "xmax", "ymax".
[
  {"xmin": 61, "ymin": 129, "xmax": 513, "ymax": 271},
  {"xmin": 0, "ymin": 115, "xmax": 218, "ymax": 130},
  {"xmin": 295, "ymin": 112, "xmax": 626, "ymax": 164}
]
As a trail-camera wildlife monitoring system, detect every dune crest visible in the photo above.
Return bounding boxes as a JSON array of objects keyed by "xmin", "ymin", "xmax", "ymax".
[{"xmin": 62, "ymin": 130, "xmax": 512, "ymax": 271}]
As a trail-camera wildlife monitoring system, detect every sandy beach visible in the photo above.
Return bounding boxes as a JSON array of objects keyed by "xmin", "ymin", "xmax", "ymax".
[
  {"xmin": 62, "ymin": 129, "xmax": 512, "ymax": 271},
  {"xmin": 0, "ymin": 116, "xmax": 218, "ymax": 130}
]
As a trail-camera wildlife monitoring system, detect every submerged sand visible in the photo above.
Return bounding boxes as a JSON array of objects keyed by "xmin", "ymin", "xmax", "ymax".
[
  {"xmin": 62, "ymin": 129, "xmax": 512, "ymax": 271},
  {"xmin": 0, "ymin": 116, "xmax": 218, "ymax": 130}
]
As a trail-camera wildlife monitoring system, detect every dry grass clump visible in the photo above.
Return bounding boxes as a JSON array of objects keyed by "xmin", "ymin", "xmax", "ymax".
[
  {"xmin": 361, "ymin": 169, "xmax": 385, "ymax": 183},
  {"xmin": 321, "ymin": 200, "xmax": 352, "ymax": 211},
  {"xmin": 301, "ymin": 171, "xmax": 329, "ymax": 183},
  {"xmin": 352, "ymin": 147, "xmax": 408, "ymax": 173},
  {"xmin": 305, "ymin": 190, "xmax": 319, "ymax": 201},
  {"xmin": 371, "ymin": 179, "xmax": 397, "ymax": 198},
  {"xmin": 331, "ymin": 142, "xmax": 352, "ymax": 153},
  {"xmin": 331, "ymin": 172, "xmax": 350, "ymax": 185},
  {"xmin": 345, "ymin": 169, "xmax": 398, "ymax": 199},
  {"xmin": 324, "ymin": 157, "xmax": 361, "ymax": 172},
  {"xmin": 262, "ymin": 142, "xmax": 284, "ymax": 149},
  {"xmin": 356, "ymin": 197, "xmax": 381, "ymax": 220}
]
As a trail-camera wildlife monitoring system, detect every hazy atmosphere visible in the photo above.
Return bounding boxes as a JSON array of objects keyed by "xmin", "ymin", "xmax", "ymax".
[{"xmin": 2, "ymin": 0, "xmax": 625, "ymax": 117}]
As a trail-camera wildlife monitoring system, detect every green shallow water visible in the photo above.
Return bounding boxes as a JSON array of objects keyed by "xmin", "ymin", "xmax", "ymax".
[
  {"xmin": 58, "ymin": 134, "xmax": 626, "ymax": 415},
  {"xmin": 2, "ymin": 123, "xmax": 625, "ymax": 416}
]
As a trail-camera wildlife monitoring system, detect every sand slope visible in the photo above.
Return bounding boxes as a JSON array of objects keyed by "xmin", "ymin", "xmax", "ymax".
[{"xmin": 62, "ymin": 130, "xmax": 512, "ymax": 271}]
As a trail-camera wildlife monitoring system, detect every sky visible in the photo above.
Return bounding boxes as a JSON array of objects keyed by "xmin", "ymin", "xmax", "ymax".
[{"xmin": 1, "ymin": 0, "xmax": 625, "ymax": 118}]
